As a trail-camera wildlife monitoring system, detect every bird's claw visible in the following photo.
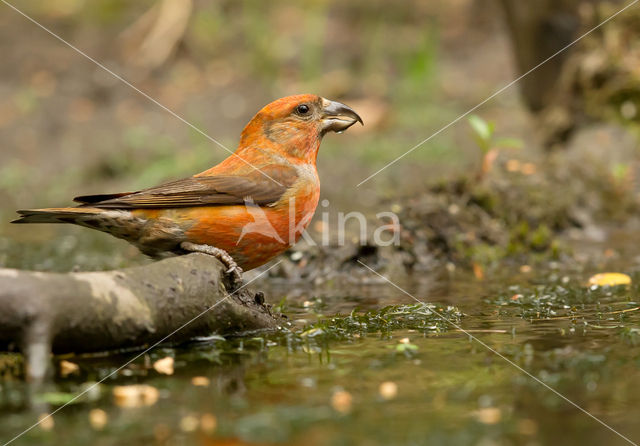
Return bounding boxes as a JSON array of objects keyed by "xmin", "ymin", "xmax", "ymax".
[
  {"xmin": 225, "ymin": 264, "xmax": 243, "ymax": 287},
  {"xmin": 226, "ymin": 265, "xmax": 242, "ymax": 275},
  {"xmin": 180, "ymin": 242, "xmax": 243, "ymax": 289}
]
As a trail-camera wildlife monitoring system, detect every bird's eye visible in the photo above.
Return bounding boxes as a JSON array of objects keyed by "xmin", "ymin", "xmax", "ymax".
[{"xmin": 296, "ymin": 104, "xmax": 310, "ymax": 115}]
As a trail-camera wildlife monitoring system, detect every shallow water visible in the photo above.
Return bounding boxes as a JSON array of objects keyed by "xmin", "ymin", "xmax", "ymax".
[{"xmin": 1, "ymin": 233, "xmax": 640, "ymax": 445}]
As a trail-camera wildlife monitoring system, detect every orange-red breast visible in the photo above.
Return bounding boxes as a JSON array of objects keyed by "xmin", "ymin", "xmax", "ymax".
[{"xmin": 12, "ymin": 94, "xmax": 362, "ymax": 276}]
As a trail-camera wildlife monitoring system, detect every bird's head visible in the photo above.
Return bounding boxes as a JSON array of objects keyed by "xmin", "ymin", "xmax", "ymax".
[{"xmin": 239, "ymin": 94, "xmax": 363, "ymax": 163}]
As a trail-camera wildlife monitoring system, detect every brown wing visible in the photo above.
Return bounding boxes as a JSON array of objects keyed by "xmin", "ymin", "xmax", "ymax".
[{"xmin": 73, "ymin": 165, "xmax": 298, "ymax": 209}]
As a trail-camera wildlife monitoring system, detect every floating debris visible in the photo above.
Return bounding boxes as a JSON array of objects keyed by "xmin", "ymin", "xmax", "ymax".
[
  {"xmin": 113, "ymin": 385, "xmax": 159, "ymax": 408},
  {"xmin": 379, "ymin": 381, "xmax": 398, "ymax": 400},
  {"xmin": 331, "ymin": 390, "xmax": 353, "ymax": 414},
  {"xmin": 473, "ymin": 407, "xmax": 501, "ymax": 425},
  {"xmin": 59, "ymin": 359, "xmax": 79, "ymax": 377},
  {"xmin": 38, "ymin": 413, "xmax": 54, "ymax": 431},
  {"xmin": 191, "ymin": 376, "xmax": 210, "ymax": 387},
  {"xmin": 89, "ymin": 409, "xmax": 108, "ymax": 430},
  {"xmin": 179, "ymin": 414, "xmax": 199, "ymax": 432},
  {"xmin": 153, "ymin": 356, "xmax": 174, "ymax": 375},
  {"xmin": 200, "ymin": 413, "xmax": 217, "ymax": 434},
  {"xmin": 519, "ymin": 265, "xmax": 532, "ymax": 273}
]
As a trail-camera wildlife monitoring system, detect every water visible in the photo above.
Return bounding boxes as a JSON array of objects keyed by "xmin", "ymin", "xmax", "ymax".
[{"xmin": 1, "ymin": 234, "xmax": 640, "ymax": 445}]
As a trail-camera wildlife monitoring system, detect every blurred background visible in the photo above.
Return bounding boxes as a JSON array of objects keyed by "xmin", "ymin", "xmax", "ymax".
[{"xmin": 0, "ymin": 0, "xmax": 638, "ymax": 272}]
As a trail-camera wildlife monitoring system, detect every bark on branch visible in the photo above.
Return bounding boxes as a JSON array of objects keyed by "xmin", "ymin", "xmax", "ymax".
[{"xmin": 0, "ymin": 254, "xmax": 280, "ymax": 380}]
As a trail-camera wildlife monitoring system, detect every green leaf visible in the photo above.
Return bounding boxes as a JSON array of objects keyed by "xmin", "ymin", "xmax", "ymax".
[{"xmin": 468, "ymin": 115, "xmax": 493, "ymax": 144}]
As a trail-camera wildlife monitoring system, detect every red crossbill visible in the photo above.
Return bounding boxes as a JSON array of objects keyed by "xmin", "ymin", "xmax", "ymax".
[{"xmin": 13, "ymin": 94, "xmax": 362, "ymax": 285}]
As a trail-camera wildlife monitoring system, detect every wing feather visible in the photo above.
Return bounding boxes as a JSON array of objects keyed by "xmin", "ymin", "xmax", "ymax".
[{"xmin": 73, "ymin": 165, "xmax": 298, "ymax": 209}]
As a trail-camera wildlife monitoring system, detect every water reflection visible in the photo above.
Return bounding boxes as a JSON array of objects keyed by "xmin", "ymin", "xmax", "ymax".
[{"xmin": 1, "ymin": 236, "xmax": 640, "ymax": 445}]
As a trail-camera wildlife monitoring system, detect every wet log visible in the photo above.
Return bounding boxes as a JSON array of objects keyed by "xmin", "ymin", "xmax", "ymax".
[{"xmin": 0, "ymin": 254, "xmax": 280, "ymax": 381}]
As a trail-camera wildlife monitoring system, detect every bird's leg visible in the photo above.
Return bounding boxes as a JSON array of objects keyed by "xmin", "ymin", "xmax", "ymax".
[{"xmin": 180, "ymin": 242, "xmax": 243, "ymax": 288}]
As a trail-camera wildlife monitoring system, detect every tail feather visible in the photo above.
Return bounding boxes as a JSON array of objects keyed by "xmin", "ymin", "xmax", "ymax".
[
  {"xmin": 11, "ymin": 208, "xmax": 103, "ymax": 224},
  {"xmin": 11, "ymin": 207, "xmax": 161, "ymax": 254}
]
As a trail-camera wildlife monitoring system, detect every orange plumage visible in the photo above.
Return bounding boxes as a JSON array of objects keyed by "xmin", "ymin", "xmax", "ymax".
[{"xmin": 13, "ymin": 94, "xmax": 362, "ymax": 272}]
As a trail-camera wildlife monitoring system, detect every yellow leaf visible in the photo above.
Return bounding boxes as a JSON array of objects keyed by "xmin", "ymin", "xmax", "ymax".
[{"xmin": 587, "ymin": 273, "xmax": 631, "ymax": 287}]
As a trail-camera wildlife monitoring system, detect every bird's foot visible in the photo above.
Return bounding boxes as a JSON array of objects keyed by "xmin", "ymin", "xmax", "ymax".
[{"xmin": 180, "ymin": 242, "xmax": 243, "ymax": 289}]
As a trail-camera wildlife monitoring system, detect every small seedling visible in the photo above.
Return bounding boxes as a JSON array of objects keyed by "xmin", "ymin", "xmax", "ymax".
[{"xmin": 468, "ymin": 115, "xmax": 523, "ymax": 181}]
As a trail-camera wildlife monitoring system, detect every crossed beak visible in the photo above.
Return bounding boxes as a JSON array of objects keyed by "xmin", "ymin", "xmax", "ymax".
[{"xmin": 320, "ymin": 98, "xmax": 363, "ymax": 133}]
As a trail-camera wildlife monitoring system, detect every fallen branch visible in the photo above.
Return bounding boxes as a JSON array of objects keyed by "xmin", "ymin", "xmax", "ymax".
[{"xmin": 0, "ymin": 254, "xmax": 280, "ymax": 381}]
